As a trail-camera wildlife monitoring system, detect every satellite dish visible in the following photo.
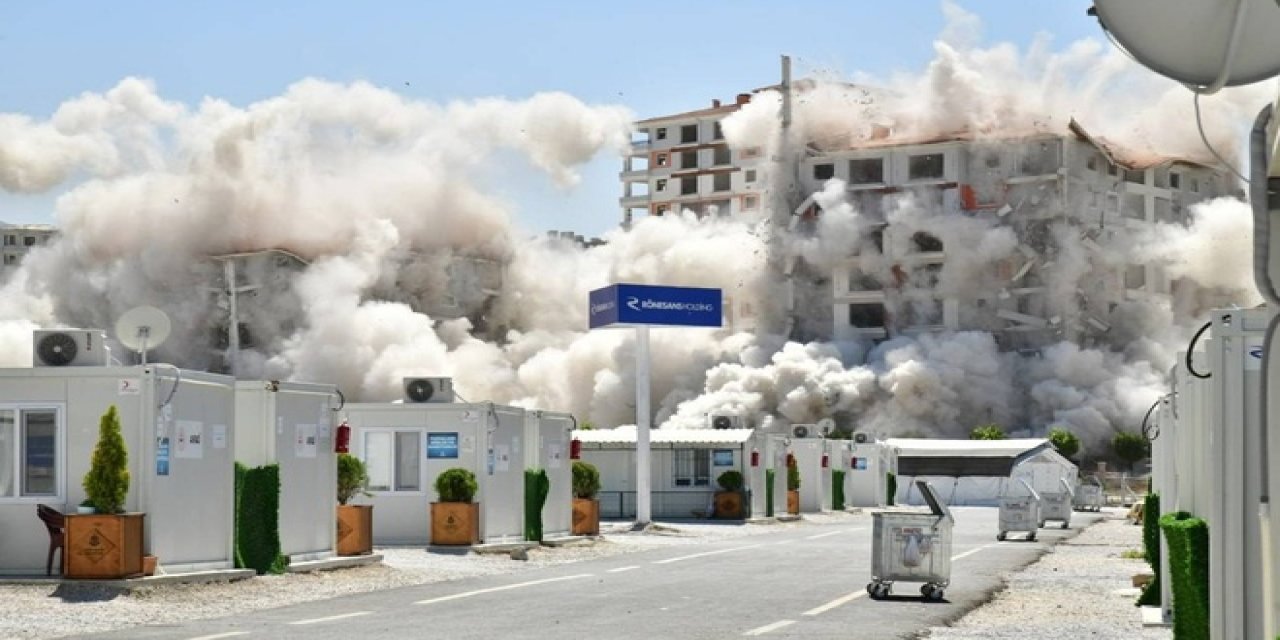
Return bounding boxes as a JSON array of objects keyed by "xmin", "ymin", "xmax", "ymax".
[
  {"xmin": 817, "ymin": 418, "xmax": 836, "ymax": 436},
  {"xmin": 1092, "ymin": 0, "xmax": 1280, "ymax": 89},
  {"xmin": 114, "ymin": 306, "xmax": 172, "ymax": 365}
]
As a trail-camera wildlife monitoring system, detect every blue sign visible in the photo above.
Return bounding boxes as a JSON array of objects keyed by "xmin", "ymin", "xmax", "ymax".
[
  {"xmin": 589, "ymin": 283, "xmax": 723, "ymax": 329},
  {"xmin": 156, "ymin": 437, "xmax": 170, "ymax": 476},
  {"xmin": 427, "ymin": 432, "xmax": 459, "ymax": 459},
  {"xmin": 713, "ymin": 449, "xmax": 734, "ymax": 466}
]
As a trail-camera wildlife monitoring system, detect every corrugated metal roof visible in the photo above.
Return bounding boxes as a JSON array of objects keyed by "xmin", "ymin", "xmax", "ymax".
[
  {"xmin": 573, "ymin": 426, "xmax": 755, "ymax": 445},
  {"xmin": 886, "ymin": 438, "xmax": 1050, "ymax": 458}
]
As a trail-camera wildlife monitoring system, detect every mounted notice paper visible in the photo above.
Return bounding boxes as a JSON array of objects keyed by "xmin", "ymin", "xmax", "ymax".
[
  {"xmin": 547, "ymin": 443, "xmax": 564, "ymax": 469},
  {"xmin": 174, "ymin": 420, "xmax": 204, "ymax": 459},
  {"xmin": 211, "ymin": 424, "xmax": 227, "ymax": 449},
  {"xmin": 295, "ymin": 424, "xmax": 318, "ymax": 458}
]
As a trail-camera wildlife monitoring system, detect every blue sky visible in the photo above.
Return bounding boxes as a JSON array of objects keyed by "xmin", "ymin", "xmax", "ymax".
[{"xmin": 0, "ymin": 1, "xmax": 1100, "ymax": 236}]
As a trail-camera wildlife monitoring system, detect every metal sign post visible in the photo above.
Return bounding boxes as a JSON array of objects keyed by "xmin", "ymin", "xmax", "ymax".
[{"xmin": 589, "ymin": 283, "xmax": 722, "ymax": 525}]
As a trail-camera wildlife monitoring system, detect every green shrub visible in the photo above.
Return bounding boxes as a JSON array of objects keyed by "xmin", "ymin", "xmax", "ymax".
[
  {"xmin": 235, "ymin": 463, "xmax": 286, "ymax": 575},
  {"xmin": 83, "ymin": 405, "xmax": 129, "ymax": 514},
  {"xmin": 337, "ymin": 453, "xmax": 370, "ymax": 505},
  {"xmin": 831, "ymin": 470, "xmax": 846, "ymax": 510},
  {"xmin": 1048, "ymin": 427, "xmax": 1081, "ymax": 459},
  {"xmin": 969, "ymin": 424, "xmax": 1006, "ymax": 440},
  {"xmin": 1160, "ymin": 511, "xmax": 1209, "ymax": 640},
  {"xmin": 786, "ymin": 455, "xmax": 801, "ymax": 491},
  {"xmin": 886, "ymin": 471, "xmax": 898, "ymax": 506},
  {"xmin": 572, "ymin": 461, "xmax": 600, "ymax": 499},
  {"xmin": 765, "ymin": 469, "xmax": 775, "ymax": 517},
  {"xmin": 524, "ymin": 469, "xmax": 550, "ymax": 542},
  {"xmin": 435, "ymin": 468, "xmax": 478, "ymax": 503},
  {"xmin": 717, "ymin": 470, "xmax": 744, "ymax": 492},
  {"xmin": 1136, "ymin": 493, "xmax": 1162, "ymax": 607}
]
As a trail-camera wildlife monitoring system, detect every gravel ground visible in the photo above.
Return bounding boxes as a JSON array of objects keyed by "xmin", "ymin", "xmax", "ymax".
[
  {"xmin": 924, "ymin": 508, "xmax": 1169, "ymax": 640},
  {"xmin": 0, "ymin": 509, "xmax": 1164, "ymax": 640}
]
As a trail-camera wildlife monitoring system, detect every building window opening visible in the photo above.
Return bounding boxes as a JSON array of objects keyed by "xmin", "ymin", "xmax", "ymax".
[
  {"xmin": 713, "ymin": 146, "xmax": 732, "ymax": 166},
  {"xmin": 745, "ymin": 169, "xmax": 757, "ymax": 184},
  {"xmin": 813, "ymin": 163, "xmax": 835, "ymax": 181},
  {"xmin": 713, "ymin": 122, "xmax": 724, "ymax": 140},
  {"xmin": 364, "ymin": 430, "xmax": 422, "ymax": 493},
  {"xmin": 911, "ymin": 232, "xmax": 944, "ymax": 253},
  {"xmin": 742, "ymin": 195, "xmax": 758, "ymax": 210},
  {"xmin": 849, "ymin": 158, "xmax": 884, "ymax": 184},
  {"xmin": 656, "ymin": 127, "xmax": 668, "ymax": 141},
  {"xmin": 22, "ymin": 237, "xmax": 36, "ymax": 247},
  {"xmin": 680, "ymin": 124, "xmax": 698, "ymax": 144},
  {"xmin": 1169, "ymin": 172, "xmax": 1181, "ymax": 190},
  {"xmin": 1124, "ymin": 169, "xmax": 1145, "ymax": 184},
  {"xmin": 713, "ymin": 173, "xmax": 731, "ymax": 192},
  {"xmin": 1125, "ymin": 265, "xmax": 1146, "ymax": 289},
  {"xmin": 848, "ymin": 303, "xmax": 887, "ymax": 329},
  {"xmin": 681, "ymin": 150, "xmax": 699, "ymax": 170},
  {"xmin": 655, "ymin": 153, "xmax": 670, "ymax": 168},
  {"xmin": 656, "ymin": 179, "xmax": 668, "ymax": 192},
  {"xmin": 908, "ymin": 153, "xmax": 945, "ymax": 180},
  {"xmin": 674, "ymin": 449, "xmax": 710, "ymax": 486},
  {"xmin": 680, "ymin": 177, "xmax": 698, "ymax": 196}
]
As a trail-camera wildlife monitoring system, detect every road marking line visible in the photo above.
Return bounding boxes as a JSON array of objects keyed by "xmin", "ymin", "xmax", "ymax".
[
  {"xmin": 805, "ymin": 530, "xmax": 844, "ymax": 540},
  {"xmin": 288, "ymin": 611, "xmax": 372, "ymax": 625},
  {"xmin": 187, "ymin": 633, "xmax": 250, "ymax": 640},
  {"xmin": 952, "ymin": 544, "xmax": 997, "ymax": 561},
  {"xmin": 414, "ymin": 574, "xmax": 592, "ymax": 605},
  {"xmin": 803, "ymin": 590, "xmax": 868, "ymax": 616},
  {"xmin": 607, "ymin": 565, "xmax": 640, "ymax": 573},
  {"xmin": 653, "ymin": 544, "xmax": 764, "ymax": 564},
  {"xmin": 743, "ymin": 620, "xmax": 796, "ymax": 636}
]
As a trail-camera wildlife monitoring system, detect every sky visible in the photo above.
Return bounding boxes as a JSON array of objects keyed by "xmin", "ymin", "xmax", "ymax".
[{"xmin": 0, "ymin": 1, "xmax": 1101, "ymax": 237}]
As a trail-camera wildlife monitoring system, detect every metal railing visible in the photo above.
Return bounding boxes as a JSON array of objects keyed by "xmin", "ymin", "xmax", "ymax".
[{"xmin": 598, "ymin": 490, "xmax": 747, "ymax": 520}]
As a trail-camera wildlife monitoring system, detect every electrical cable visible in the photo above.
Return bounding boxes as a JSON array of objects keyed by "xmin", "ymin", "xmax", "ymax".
[
  {"xmin": 1186, "ymin": 320, "xmax": 1214, "ymax": 379},
  {"xmin": 153, "ymin": 364, "xmax": 182, "ymax": 407},
  {"xmin": 1194, "ymin": 92, "xmax": 1249, "ymax": 184},
  {"xmin": 1140, "ymin": 397, "xmax": 1163, "ymax": 442},
  {"xmin": 331, "ymin": 387, "xmax": 345, "ymax": 411}
]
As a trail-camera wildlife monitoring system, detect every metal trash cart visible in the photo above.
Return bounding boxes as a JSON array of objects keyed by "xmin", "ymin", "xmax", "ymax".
[
  {"xmin": 867, "ymin": 480, "xmax": 954, "ymax": 601},
  {"xmin": 997, "ymin": 479, "xmax": 1041, "ymax": 542},
  {"xmin": 1073, "ymin": 476, "xmax": 1103, "ymax": 512},
  {"xmin": 1039, "ymin": 477, "xmax": 1075, "ymax": 529}
]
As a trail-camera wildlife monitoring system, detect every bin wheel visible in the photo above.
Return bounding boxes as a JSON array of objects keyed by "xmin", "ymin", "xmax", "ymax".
[
  {"xmin": 1027, "ymin": 532, "xmax": 1037, "ymax": 542},
  {"xmin": 926, "ymin": 586, "xmax": 945, "ymax": 601},
  {"xmin": 1038, "ymin": 521, "xmax": 1046, "ymax": 528},
  {"xmin": 1061, "ymin": 522, "xmax": 1069, "ymax": 530},
  {"xmin": 997, "ymin": 532, "xmax": 1006, "ymax": 541},
  {"xmin": 866, "ymin": 582, "xmax": 876, "ymax": 596},
  {"xmin": 869, "ymin": 582, "xmax": 890, "ymax": 600}
]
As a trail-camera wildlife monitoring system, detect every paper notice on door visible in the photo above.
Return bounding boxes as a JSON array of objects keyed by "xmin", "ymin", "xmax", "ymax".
[
  {"xmin": 295, "ymin": 424, "xmax": 317, "ymax": 458},
  {"xmin": 211, "ymin": 424, "xmax": 227, "ymax": 449},
  {"xmin": 547, "ymin": 443, "xmax": 563, "ymax": 469},
  {"xmin": 174, "ymin": 420, "xmax": 204, "ymax": 459},
  {"xmin": 495, "ymin": 444, "xmax": 511, "ymax": 472}
]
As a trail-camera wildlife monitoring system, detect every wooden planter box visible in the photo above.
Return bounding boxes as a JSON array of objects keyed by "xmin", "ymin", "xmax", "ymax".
[
  {"xmin": 431, "ymin": 502, "xmax": 480, "ymax": 546},
  {"xmin": 64, "ymin": 513, "xmax": 145, "ymax": 579},
  {"xmin": 336, "ymin": 505, "xmax": 374, "ymax": 556},
  {"xmin": 571, "ymin": 498, "xmax": 599, "ymax": 535},
  {"xmin": 713, "ymin": 491, "xmax": 745, "ymax": 519},
  {"xmin": 787, "ymin": 490, "xmax": 800, "ymax": 515}
]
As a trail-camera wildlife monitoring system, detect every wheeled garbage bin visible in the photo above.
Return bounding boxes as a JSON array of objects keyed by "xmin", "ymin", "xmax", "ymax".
[
  {"xmin": 1073, "ymin": 476, "xmax": 1103, "ymax": 512},
  {"xmin": 1039, "ymin": 477, "xmax": 1075, "ymax": 529},
  {"xmin": 867, "ymin": 481, "xmax": 954, "ymax": 601},
  {"xmin": 997, "ymin": 479, "xmax": 1041, "ymax": 542}
]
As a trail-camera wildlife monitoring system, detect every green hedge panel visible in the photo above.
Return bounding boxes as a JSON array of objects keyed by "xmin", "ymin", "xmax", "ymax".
[
  {"xmin": 886, "ymin": 472, "xmax": 897, "ymax": 506},
  {"xmin": 1160, "ymin": 511, "xmax": 1209, "ymax": 640},
  {"xmin": 765, "ymin": 469, "xmax": 775, "ymax": 517},
  {"xmin": 1136, "ymin": 493, "xmax": 1161, "ymax": 607},
  {"xmin": 524, "ymin": 469, "xmax": 550, "ymax": 542},
  {"xmin": 831, "ymin": 470, "xmax": 846, "ymax": 510},
  {"xmin": 235, "ymin": 463, "xmax": 286, "ymax": 575}
]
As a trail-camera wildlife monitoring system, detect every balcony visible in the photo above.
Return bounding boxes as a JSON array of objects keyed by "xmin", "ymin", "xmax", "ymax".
[
  {"xmin": 619, "ymin": 169, "xmax": 649, "ymax": 182},
  {"xmin": 620, "ymin": 194, "xmax": 651, "ymax": 208}
]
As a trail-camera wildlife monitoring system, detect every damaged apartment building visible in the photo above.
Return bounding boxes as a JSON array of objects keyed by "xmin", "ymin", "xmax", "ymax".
[
  {"xmin": 621, "ymin": 87, "xmax": 1235, "ymax": 352},
  {"xmin": 200, "ymin": 247, "xmax": 503, "ymax": 376}
]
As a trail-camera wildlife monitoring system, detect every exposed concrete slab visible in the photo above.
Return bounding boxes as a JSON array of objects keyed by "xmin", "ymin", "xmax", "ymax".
[
  {"xmin": 540, "ymin": 535, "xmax": 591, "ymax": 547},
  {"xmin": 471, "ymin": 541, "xmax": 539, "ymax": 554},
  {"xmin": 0, "ymin": 568, "xmax": 255, "ymax": 590},
  {"xmin": 1140, "ymin": 605, "xmax": 1171, "ymax": 627}
]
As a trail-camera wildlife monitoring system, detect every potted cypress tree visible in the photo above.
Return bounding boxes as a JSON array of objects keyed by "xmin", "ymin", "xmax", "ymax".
[
  {"xmin": 713, "ymin": 470, "xmax": 746, "ymax": 519},
  {"xmin": 336, "ymin": 453, "xmax": 373, "ymax": 555},
  {"xmin": 431, "ymin": 468, "xmax": 480, "ymax": 545},
  {"xmin": 571, "ymin": 461, "xmax": 600, "ymax": 535},
  {"xmin": 786, "ymin": 453, "xmax": 801, "ymax": 515},
  {"xmin": 66, "ymin": 405, "xmax": 145, "ymax": 578}
]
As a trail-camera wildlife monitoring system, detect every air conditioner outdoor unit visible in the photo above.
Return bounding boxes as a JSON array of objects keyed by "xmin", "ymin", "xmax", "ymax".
[
  {"xmin": 710, "ymin": 414, "xmax": 744, "ymax": 430},
  {"xmin": 33, "ymin": 329, "xmax": 110, "ymax": 367},
  {"xmin": 403, "ymin": 377, "xmax": 455, "ymax": 403},
  {"xmin": 853, "ymin": 431, "xmax": 872, "ymax": 444},
  {"xmin": 791, "ymin": 424, "xmax": 816, "ymax": 438}
]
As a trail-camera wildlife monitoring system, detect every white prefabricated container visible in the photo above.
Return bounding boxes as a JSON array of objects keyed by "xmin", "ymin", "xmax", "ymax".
[
  {"xmin": 791, "ymin": 437, "xmax": 827, "ymax": 512},
  {"xmin": 1039, "ymin": 477, "xmax": 1075, "ymax": 529},
  {"xmin": 0, "ymin": 365, "xmax": 237, "ymax": 575},
  {"xmin": 847, "ymin": 441, "xmax": 891, "ymax": 508},
  {"xmin": 524, "ymin": 410, "xmax": 573, "ymax": 539},
  {"xmin": 343, "ymin": 402, "xmax": 525, "ymax": 545},
  {"xmin": 234, "ymin": 381, "xmax": 340, "ymax": 563},
  {"xmin": 867, "ymin": 481, "xmax": 954, "ymax": 601},
  {"xmin": 997, "ymin": 479, "xmax": 1041, "ymax": 541}
]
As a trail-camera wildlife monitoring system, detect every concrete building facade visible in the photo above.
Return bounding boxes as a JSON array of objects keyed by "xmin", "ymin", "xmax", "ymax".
[{"xmin": 1, "ymin": 222, "xmax": 57, "ymax": 280}]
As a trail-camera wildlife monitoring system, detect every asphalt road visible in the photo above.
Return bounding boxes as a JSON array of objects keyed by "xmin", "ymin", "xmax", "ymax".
[{"xmin": 75, "ymin": 507, "xmax": 1100, "ymax": 640}]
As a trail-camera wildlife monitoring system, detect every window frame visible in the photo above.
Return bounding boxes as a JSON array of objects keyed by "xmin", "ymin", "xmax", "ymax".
[
  {"xmin": 673, "ymin": 449, "xmax": 711, "ymax": 487},
  {"xmin": 0, "ymin": 404, "xmax": 66, "ymax": 503},
  {"xmin": 680, "ymin": 124, "xmax": 699, "ymax": 144},
  {"xmin": 906, "ymin": 153, "xmax": 946, "ymax": 181},
  {"xmin": 359, "ymin": 427, "xmax": 425, "ymax": 495}
]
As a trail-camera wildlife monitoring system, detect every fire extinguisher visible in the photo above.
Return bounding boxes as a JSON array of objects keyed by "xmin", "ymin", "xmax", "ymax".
[
  {"xmin": 335, "ymin": 420, "xmax": 351, "ymax": 454},
  {"xmin": 570, "ymin": 437, "xmax": 582, "ymax": 460},
  {"xmin": 750, "ymin": 448, "xmax": 760, "ymax": 467},
  {"xmin": 821, "ymin": 453, "xmax": 830, "ymax": 468}
]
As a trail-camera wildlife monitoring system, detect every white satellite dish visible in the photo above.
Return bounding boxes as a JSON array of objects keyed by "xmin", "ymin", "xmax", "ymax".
[
  {"xmin": 114, "ymin": 306, "xmax": 172, "ymax": 366},
  {"xmin": 1092, "ymin": 0, "xmax": 1280, "ymax": 90}
]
